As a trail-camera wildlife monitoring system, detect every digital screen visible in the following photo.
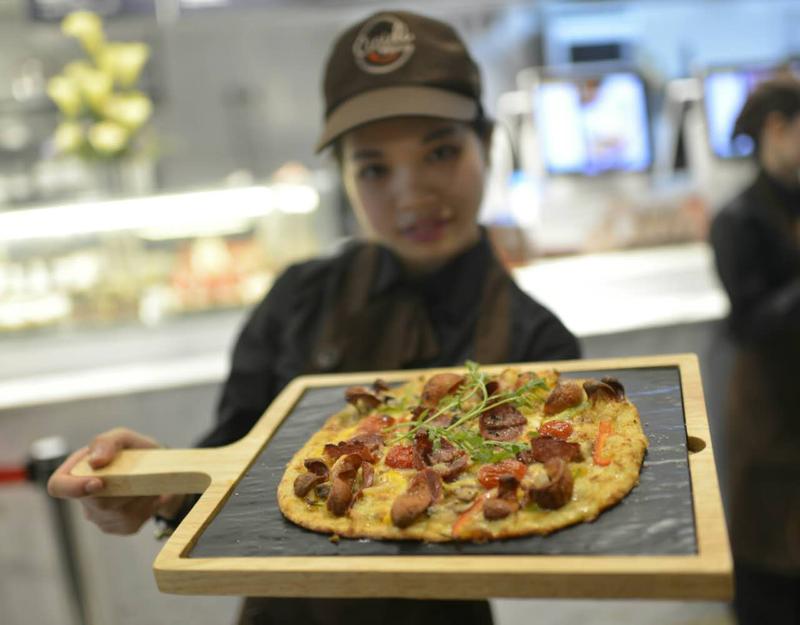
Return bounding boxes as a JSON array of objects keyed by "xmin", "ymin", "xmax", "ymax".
[
  {"xmin": 534, "ymin": 72, "xmax": 651, "ymax": 175},
  {"xmin": 703, "ymin": 63, "xmax": 798, "ymax": 159}
]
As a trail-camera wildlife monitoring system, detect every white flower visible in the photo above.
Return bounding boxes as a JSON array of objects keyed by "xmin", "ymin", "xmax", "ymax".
[
  {"xmin": 103, "ymin": 92, "xmax": 153, "ymax": 130},
  {"xmin": 61, "ymin": 11, "xmax": 105, "ymax": 54},
  {"xmin": 46, "ymin": 75, "xmax": 82, "ymax": 117},
  {"xmin": 87, "ymin": 120, "xmax": 129, "ymax": 155},
  {"xmin": 98, "ymin": 42, "xmax": 150, "ymax": 88},
  {"xmin": 53, "ymin": 121, "xmax": 84, "ymax": 154}
]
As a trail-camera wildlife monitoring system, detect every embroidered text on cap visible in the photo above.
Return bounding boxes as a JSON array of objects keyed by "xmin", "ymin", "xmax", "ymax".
[{"xmin": 352, "ymin": 15, "xmax": 415, "ymax": 75}]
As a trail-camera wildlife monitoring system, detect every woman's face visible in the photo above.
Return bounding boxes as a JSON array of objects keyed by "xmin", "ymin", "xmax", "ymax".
[{"xmin": 340, "ymin": 117, "xmax": 488, "ymax": 273}]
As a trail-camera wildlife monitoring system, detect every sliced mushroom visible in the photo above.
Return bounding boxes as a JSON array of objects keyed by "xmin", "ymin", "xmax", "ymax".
[
  {"xmin": 452, "ymin": 484, "xmax": 480, "ymax": 502},
  {"xmin": 326, "ymin": 454, "xmax": 362, "ymax": 517},
  {"xmin": 432, "ymin": 454, "xmax": 469, "ymax": 483},
  {"xmin": 544, "ymin": 381, "xmax": 584, "ymax": 415},
  {"xmin": 372, "ymin": 379, "xmax": 391, "ymax": 393},
  {"xmin": 421, "ymin": 373, "xmax": 465, "ymax": 409},
  {"xmin": 292, "ymin": 457, "xmax": 330, "ymax": 498},
  {"xmin": 360, "ymin": 461, "xmax": 375, "ymax": 489},
  {"xmin": 303, "ymin": 457, "xmax": 329, "ymax": 476},
  {"xmin": 390, "ymin": 468, "xmax": 443, "ymax": 528},
  {"xmin": 600, "ymin": 377, "xmax": 626, "ymax": 400},
  {"xmin": 483, "ymin": 475, "xmax": 520, "ymax": 520},
  {"xmin": 314, "ymin": 483, "xmax": 331, "ymax": 499},
  {"xmin": 294, "ymin": 472, "xmax": 327, "ymax": 498},
  {"xmin": 344, "ymin": 386, "xmax": 382, "ymax": 414},
  {"xmin": 529, "ymin": 458, "xmax": 574, "ymax": 510},
  {"xmin": 584, "ymin": 380, "xmax": 621, "ymax": 403}
]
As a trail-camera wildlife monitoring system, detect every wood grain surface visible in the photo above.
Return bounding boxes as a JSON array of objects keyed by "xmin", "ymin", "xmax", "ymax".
[{"xmin": 71, "ymin": 354, "xmax": 732, "ymax": 600}]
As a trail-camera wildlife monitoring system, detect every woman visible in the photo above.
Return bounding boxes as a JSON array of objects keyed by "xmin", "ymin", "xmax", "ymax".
[
  {"xmin": 709, "ymin": 76, "xmax": 800, "ymax": 625},
  {"xmin": 48, "ymin": 11, "xmax": 580, "ymax": 624}
]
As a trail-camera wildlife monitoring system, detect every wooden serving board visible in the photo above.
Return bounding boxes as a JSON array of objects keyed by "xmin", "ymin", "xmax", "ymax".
[{"xmin": 71, "ymin": 354, "xmax": 732, "ymax": 600}]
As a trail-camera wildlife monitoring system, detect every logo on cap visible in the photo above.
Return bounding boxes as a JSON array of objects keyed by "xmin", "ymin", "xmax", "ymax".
[{"xmin": 353, "ymin": 15, "xmax": 415, "ymax": 75}]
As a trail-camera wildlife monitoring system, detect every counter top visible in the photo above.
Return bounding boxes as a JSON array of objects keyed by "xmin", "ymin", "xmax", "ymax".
[
  {"xmin": 513, "ymin": 242, "xmax": 728, "ymax": 337},
  {"xmin": 0, "ymin": 243, "xmax": 729, "ymax": 408}
]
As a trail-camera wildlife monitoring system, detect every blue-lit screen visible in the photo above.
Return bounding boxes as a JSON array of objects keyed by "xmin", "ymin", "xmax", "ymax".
[
  {"xmin": 535, "ymin": 72, "xmax": 651, "ymax": 175},
  {"xmin": 703, "ymin": 66, "xmax": 787, "ymax": 159}
]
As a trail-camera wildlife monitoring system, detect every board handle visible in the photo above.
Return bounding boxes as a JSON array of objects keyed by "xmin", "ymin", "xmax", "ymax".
[{"xmin": 70, "ymin": 448, "xmax": 235, "ymax": 497}]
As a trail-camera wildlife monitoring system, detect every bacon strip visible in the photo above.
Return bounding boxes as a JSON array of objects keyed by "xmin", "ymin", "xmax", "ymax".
[
  {"xmin": 324, "ymin": 439, "xmax": 377, "ymax": 464},
  {"xmin": 412, "ymin": 430, "xmax": 433, "ymax": 469}
]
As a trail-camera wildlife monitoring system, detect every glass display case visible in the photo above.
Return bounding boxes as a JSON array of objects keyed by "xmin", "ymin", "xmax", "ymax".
[{"xmin": 0, "ymin": 176, "xmax": 342, "ymax": 334}]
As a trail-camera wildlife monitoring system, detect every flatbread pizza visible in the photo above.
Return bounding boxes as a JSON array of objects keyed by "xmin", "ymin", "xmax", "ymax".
[{"xmin": 277, "ymin": 363, "xmax": 648, "ymax": 542}]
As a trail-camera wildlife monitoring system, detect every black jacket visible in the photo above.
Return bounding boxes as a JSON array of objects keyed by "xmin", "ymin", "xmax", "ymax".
[
  {"xmin": 710, "ymin": 171, "xmax": 800, "ymax": 343},
  {"xmin": 192, "ymin": 232, "xmax": 580, "ymax": 625},
  {"xmin": 199, "ymin": 231, "xmax": 579, "ymax": 448},
  {"xmin": 710, "ymin": 170, "xmax": 800, "ymax": 572}
]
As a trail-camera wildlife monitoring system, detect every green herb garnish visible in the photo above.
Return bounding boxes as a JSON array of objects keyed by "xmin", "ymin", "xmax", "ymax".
[{"xmin": 387, "ymin": 361, "xmax": 548, "ymax": 463}]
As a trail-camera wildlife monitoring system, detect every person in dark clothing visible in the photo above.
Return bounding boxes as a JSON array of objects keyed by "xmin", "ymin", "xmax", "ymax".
[
  {"xmin": 709, "ymin": 77, "xmax": 800, "ymax": 625},
  {"xmin": 48, "ymin": 11, "xmax": 579, "ymax": 624}
]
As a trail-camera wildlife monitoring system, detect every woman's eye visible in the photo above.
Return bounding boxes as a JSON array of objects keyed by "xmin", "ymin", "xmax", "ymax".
[
  {"xmin": 358, "ymin": 164, "xmax": 388, "ymax": 180},
  {"xmin": 428, "ymin": 144, "xmax": 461, "ymax": 162}
]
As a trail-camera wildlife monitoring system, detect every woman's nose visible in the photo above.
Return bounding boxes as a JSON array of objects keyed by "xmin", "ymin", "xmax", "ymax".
[{"xmin": 392, "ymin": 165, "xmax": 437, "ymax": 210}]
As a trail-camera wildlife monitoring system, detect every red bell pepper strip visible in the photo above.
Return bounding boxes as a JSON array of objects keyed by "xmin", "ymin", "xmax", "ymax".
[
  {"xmin": 452, "ymin": 491, "xmax": 493, "ymax": 539},
  {"xmin": 593, "ymin": 420, "xmax": 613, "ymax": 466}
]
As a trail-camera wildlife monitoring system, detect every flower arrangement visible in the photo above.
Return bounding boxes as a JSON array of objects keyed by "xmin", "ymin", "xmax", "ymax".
[{"xmin": 47, "ymin": 11, "xmax": 153, "ymax": 160}]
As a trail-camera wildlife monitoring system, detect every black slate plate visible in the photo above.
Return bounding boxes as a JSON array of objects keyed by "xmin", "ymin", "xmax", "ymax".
[{"xmin": 190, "ymin": 367, "xmax": 696, "ymax": 558}]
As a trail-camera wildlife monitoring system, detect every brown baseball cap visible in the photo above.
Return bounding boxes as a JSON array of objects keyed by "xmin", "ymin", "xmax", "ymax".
[{"xmin": 315, "ymin": 11, "xmax": 483, "ymax": 152}]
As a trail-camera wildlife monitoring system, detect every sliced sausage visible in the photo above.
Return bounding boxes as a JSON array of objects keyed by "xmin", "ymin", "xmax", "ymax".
[
  {"xmin": 479, "ymin": 403, "xmax": 527, "ymax": 441},
  {"xmin": 530, "ymin": 436, "xmax": 582, "ymax": 463}
]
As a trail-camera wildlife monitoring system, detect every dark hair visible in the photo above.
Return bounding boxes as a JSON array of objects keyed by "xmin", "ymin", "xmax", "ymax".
[
  {"xmin": 330, "ymin": 115, "xmax": 495, "ymax": 166},
  {"xmin": 733, "ymin": 76, "xmax": 800, "ymax": 154}
]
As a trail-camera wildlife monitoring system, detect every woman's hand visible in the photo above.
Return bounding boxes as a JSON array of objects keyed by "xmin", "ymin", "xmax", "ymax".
[{"xmin": 47, "ymin": 427, "xmax": 182, "ymax": 535}]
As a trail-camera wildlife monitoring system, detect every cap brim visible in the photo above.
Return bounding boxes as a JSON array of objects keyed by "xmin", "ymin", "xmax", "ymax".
[{"xmin": 315, "ymin": 85, "xmax": 478, "ymax": 153}]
